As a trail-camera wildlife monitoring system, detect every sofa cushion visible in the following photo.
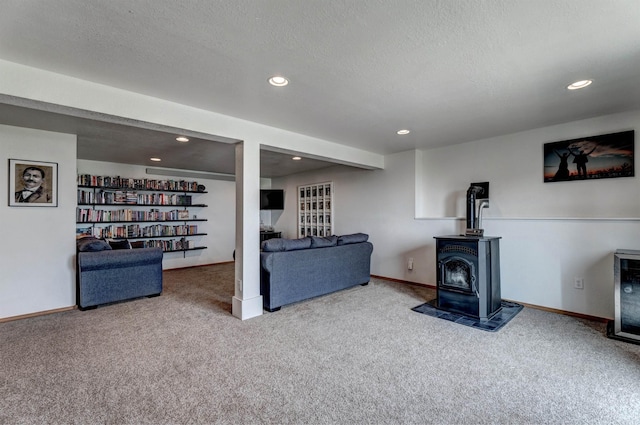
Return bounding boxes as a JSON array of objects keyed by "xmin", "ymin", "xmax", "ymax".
[
  {"xmin": 77, "ymin": 237, "xmax": 112, "ymax": 252},
  {"xmin": 337, "ymin": 233, "xmax": 369, "ymax": 245},
  {"xmin": 107, "ymin": 239, "xmax": 132, "ymax": 250},
  {"xmin": 262, "ymin": 237, "xmax": 312, "ymax": 252},
  {"xmin": 310, "ymin": 235, "xmax": 338, "ymax": 248}
]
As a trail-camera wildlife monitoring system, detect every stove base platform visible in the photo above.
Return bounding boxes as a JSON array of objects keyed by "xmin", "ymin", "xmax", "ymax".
[{"xmin": 412, "ymin": 299, "xmax": 523, "ymax": 332}]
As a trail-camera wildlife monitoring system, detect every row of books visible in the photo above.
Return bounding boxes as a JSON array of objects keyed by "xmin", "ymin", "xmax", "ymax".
[
  {"xmin": 300, "ymin": 214, "xmax": 332, "ymax": 224},
  {"xmin": 299, "ymin": 226, "xmax": 332, "ymax": 237},
  {"xmin": 78, "ymin": 224, "xmax": 200, "ymax": 239},
  {"xmin": 141, "ymin": 239, "xmax": 196, "ymax": 251},
  {"xmin": 299, "ymin": 186, "xmax": 332, "ymax": 198},
  {"xmin": 300, "ymin": 201, "xmax": 331, "ymax": 211},
  {"xmin": 78, "ymin": 190, "xmax": 192, "ymax": 206},
  {"xmin": 76, "ymin": 208, "xmax": 191, "ymax": 223},
  {"xmin": 77, "ymin": 174, "xmax": 201, "ymax": 192}
]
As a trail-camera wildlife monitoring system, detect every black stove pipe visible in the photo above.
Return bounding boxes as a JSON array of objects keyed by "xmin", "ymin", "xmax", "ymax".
[{"xmin": 466, "ymin": 185, "xmax": 483, "ymax": 230}]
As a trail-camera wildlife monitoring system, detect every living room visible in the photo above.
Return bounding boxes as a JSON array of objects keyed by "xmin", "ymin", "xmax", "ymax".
[
  {"xmin": 0, "ymin": 1, "xmax": 638, "ymax": 320},
  {"xmin": 1, "ymin": 1, "xmax": 640, "ymax": 324},
  {"xmin": 3, "ymin": 114, "xmax": 640, "ymax": 422},
  {"xmin": 3, "ymin": 100, "xmax": 640, "ymax": 322},
  {"xmin": 2, "ymin": 2, "xmax": 640, "ymax": 423}
]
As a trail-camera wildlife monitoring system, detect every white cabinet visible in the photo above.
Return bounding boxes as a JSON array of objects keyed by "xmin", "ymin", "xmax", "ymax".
[{"xmin": 297, "ymin": 182, "xmax": 333, "ymax": 237}]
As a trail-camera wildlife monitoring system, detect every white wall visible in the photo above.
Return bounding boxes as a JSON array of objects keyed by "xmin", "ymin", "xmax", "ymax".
[
  {"xmin": 273, "ymin": 111, "xmax": 640, "ymax": 319},
  {"xmin": 77, "ymin": 160, "xmax": 236, "ymax": 269},
  {"xmin": 0, "ymin": 124, "xmax": 77, "ymax": 319},
  {"xmin": 273, "ymin": 151, "xmax": 458, "ymax": 287},
  {"xmin": 418, "ymin": 110, "xmax": 640, "ymax": 318},
  {"xmin": 419, "ymin": 110, "xmax": 640, "ymax": 219}
]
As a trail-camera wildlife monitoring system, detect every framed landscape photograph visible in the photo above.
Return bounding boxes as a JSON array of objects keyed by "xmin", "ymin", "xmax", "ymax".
[
  {"xmin": 543, "ymin": 130, "xmax": 634, "ymax": 183},
  {"xmin": 9, "ymin": 159, "xmax": 58, "ymax": 207}
]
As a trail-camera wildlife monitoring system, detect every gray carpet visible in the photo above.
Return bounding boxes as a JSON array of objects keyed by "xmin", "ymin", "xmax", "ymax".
[{"xmin": 1, "ymin": 263, "xmax": 640, "ymax": 424}]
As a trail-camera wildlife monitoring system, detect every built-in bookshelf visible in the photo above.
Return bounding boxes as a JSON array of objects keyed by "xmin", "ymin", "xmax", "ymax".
[
  {"xmin": 76, "ymin": 174, "xmax": 208, "ymax": 254},
  {"xmin": 297, "ymin": 182, "xmax": 333, "ymax": 238}
]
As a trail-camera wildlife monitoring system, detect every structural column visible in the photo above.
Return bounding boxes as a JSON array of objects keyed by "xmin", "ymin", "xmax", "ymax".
[{"xmin": 232, "ymin": 140, "xmax": 263, "ymax": 320}]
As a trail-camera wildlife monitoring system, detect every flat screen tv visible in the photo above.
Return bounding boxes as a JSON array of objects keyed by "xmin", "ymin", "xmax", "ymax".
[{"xmin": 260, "ymin": 189, "xmax": 284, "ymax": 210}]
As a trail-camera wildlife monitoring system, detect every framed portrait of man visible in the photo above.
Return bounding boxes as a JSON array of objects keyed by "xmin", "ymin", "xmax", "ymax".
[{"xmin": 8, "ymin": 159, "xmax": 58, "ymax": 207}]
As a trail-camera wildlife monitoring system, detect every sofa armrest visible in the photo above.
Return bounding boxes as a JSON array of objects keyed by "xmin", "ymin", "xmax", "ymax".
[{"xmin": 78, "ymin": 247, "xmax": 163, "ymax": 271}]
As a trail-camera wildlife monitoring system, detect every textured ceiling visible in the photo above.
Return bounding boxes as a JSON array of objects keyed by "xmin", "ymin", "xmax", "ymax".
[
  {"xmin": 0, "ymin": 100, "xmax": 337, "ymax": 177},
  {"xmin": 1, "ymin": 0, "xmax": 640, "ymax": 174}
]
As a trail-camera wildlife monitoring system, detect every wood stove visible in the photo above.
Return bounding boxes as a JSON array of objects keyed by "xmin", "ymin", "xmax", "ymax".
[{"xmin": 434, "ymin": 235, "xmax": 502, "ymax": 321}]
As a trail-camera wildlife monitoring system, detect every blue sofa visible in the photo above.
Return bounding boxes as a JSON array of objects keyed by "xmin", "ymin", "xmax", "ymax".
[
  {"xmin": 260, "ymin": 233, "xmax": 373, "ymax": 311},
  {"xmin": 76, "ymin": 238, "xmax": 163, "ymax": 310}
]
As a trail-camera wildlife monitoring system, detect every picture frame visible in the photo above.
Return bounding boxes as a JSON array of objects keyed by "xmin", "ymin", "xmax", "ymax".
[
  {"xmin": 9, "ymin": 159, "xmax": 58, "ymax": 207},
  {"xmin": 543, "ymin": 130, "xmax": 634, "ymax": 183}
]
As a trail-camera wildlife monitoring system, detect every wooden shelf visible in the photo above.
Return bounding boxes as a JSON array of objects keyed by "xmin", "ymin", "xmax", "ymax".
[
  {"xmin": 77, "ymin": 219, "xmax": 207, "ymax": 224},
  {"xmin": 78, "ymin": 184, "xmax": 206, "ymax": 194},
  {"xmin": 163, "ymin": 247, "xmax": 207, "ymax": 253},
  {"xmin": 78, "ymin": 203, "xmax": 207, "ymax": 207},
  {"xmin": 113, "ymin": 233, "xmax": 208, "ymax": 240}
]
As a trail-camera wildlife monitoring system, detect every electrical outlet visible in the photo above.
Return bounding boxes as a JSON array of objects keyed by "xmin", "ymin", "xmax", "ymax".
[
  {"xmin": 236, "ymin": 279, "xmax": 243, "ymax": 291},
  {"xmin": 574, "ymin": 277, "xmax": 584, "ymax": 290},
  {"xmin": 408, "ymin": 258, "xmax": 414, "ymax": 270}
]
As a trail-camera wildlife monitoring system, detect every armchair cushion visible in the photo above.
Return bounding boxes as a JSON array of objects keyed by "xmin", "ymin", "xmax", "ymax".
[
  {"xmin": 107, "ymin": 239, "xmax": 132, "ymax": 250},
  {"xmin": 77, "ymin": 237, "xmax": 112, "ymax": 252}
]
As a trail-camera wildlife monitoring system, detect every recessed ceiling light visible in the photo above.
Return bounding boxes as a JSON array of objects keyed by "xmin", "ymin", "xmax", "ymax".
[
  {"xmin": 397, "ymin": 129, "xmax": 410, "ymax": 135},
  {"xmin": 176, "ymin": 136, "xmax": 189, "ymax": 142},
  {"xmin": 292, "ymin": 156, "xmax": 302, "ymax": 161},
  {"xmin": 567, "ymin": 79, "xmax": 593, "ymax": 90},
  {"xmin": 268, "ymin": 76, "xmax": 289, "ymax": 87},
  {"xmin": 150, "ymin": 157, "xmax": 162, "ymax": 162}
]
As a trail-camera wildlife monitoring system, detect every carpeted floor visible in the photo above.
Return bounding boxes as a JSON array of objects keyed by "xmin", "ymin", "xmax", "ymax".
[{"xmin": 1, "ymin": 263, "xmax": 640, "ymax": 424}]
